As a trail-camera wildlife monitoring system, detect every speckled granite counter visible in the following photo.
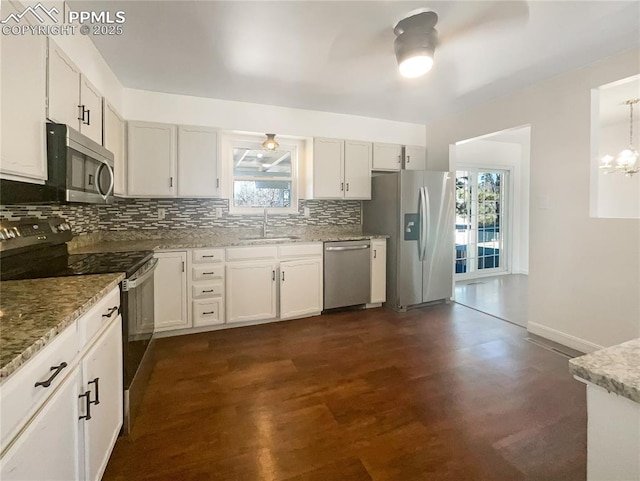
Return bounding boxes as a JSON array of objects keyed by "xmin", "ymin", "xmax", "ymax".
[
  {"xmin": 0, "ymin": 274, "xmax": 124, "ymax": 381},
  {"xmin": 569, "ymin": 338, "xmax": 640, "ymax": 404},
  {"xmin": 69, "ymin": 228, "xmax": 388, "ymax": 254}
]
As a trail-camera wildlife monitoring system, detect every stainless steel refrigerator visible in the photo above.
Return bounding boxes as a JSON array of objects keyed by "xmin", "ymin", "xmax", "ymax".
[{"xmin": 363, "ymin": 170, "xmax": 455, "ymax": 311}]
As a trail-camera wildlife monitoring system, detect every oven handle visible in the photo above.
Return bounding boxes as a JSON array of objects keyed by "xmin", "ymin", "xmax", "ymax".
[{"xmin": 123, "ymin": 258, "xmax": 158, "ymax": 291}]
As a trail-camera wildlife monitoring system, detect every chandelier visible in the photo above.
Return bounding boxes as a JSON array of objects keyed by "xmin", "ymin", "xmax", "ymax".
[{"xmin": 600, "ymin": 98, "xmax": 639, "ymax": 177}]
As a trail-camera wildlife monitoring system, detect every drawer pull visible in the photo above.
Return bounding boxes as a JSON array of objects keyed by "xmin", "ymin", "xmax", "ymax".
[
  {"xmin": 102, "ymin": 306, "xmax": 119, "ymax": 318},
  {"xmin": 202, "ymin": 255, "xmax": 215, "ymax": 258},
  {"xmin": 202, "ymin": 289, "xmax": 214, "ymax": 293},
  {"xmin": 34, "ymin": 362, "xmax": 68, "ymax": 388},
  {"xmin": 202, "ymin": 311, "xmax": 215, "ymax": 315},
  {"xmin": 79, "ymin": 391, "xmax": 92, "ymax": 421},
  {"xmin": 202, "ymin": 272, "xmax": 215, "ymax": 275},
  {"xmin": 88, "ymin": 377, "xmax": 100, "ymax": 405}
]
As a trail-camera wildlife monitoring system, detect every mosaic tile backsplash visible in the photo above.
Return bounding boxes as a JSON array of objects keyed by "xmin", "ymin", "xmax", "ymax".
[{"xmin": 0, "ymin": 198, "xmax": 361, "ymax": 235}]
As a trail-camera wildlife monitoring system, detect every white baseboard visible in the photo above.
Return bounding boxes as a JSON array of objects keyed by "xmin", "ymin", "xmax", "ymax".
[{"xmin": 527, "ymin": 321, "xmax": 605, "ymax": 354}]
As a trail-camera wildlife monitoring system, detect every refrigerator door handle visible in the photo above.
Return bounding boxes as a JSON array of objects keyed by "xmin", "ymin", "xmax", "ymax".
[
  {"xmin": 419, "ymin": 186, "xmax": 430, "ymax": 261},
  {"xmin": 418, "ymin": 187, "xmax": 425, "ymax": 261}
]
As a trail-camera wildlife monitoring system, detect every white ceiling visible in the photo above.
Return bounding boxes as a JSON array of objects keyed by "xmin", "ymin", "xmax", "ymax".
[{"xmin": 76, "ymin": 0, "xmax": 640, "ymax": 124}]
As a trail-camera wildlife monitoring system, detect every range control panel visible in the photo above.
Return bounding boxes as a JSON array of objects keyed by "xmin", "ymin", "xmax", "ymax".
[{"xmin": 0, "ymin": 218, "xmax": 72, "ymax": 248}]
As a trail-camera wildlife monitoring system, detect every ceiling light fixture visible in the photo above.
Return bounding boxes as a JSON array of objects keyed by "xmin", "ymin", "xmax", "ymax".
[
  {"xmin": 262, "ymin": 133, "xmax": 279, "ymax": 151},
  {"xmin": 600, "ymin": 98, "xmax": 640, "ymax": 177},
  {"xmin": 394, "ymin": 11, "xmax": 438, "ymax": 79}
]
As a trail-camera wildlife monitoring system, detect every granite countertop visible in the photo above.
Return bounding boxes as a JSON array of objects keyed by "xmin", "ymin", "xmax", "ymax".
[
  {"xmin": 0, "ymin": 274, "xmax": 124, "ymax": 381},
  {"xmin": 569, "ymin": 338, "xmax": 640, "ymax": 404},
  {"xmin": 70, "ymin": 230, "xmax": 388, "ymax": 254}
]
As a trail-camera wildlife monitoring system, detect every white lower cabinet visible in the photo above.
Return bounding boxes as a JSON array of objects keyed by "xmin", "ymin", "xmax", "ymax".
[
  {"xmin": 280, "ymin": 258, "xmax": 323, "ymax": 320},
  {"xmin": 0, "ymin": 286, "xmax": 123, "ymax": 481},
  {"xmin": 154, "ymin": 252, "xmax": 188, "ymax": 331},
  {"xmin": 0, "ymin": 366, "xmax": 81, "ymax": 481},
  {"xmin": 80, "ymin": 318, "xmax": 123, "ymax": 481},
  {"xmin": 192, "ymin": 299, "xmax": 224, "ymax": 327},
  {"xmin": 371, "ymin": 238, "xmax": 387, "ymax": 303},
  {"xmin": 226, "ymin": 261, "xmax": 277, "ymax": 323}
]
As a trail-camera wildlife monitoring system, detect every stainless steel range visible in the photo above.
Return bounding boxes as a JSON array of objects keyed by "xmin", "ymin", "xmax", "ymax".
[{"xmin": 0, "ymin": 217, "xmax": 156, "ymax": 434}]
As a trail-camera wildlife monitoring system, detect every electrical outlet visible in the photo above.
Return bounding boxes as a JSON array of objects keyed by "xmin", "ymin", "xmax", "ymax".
[
  {"xmin": 215, "ymin": 207, "xmax": 223, "ymax": 217},
  {"xmin": 158, "ymin": 208, "xmax": 166, "ymax": 220},
  {"xmin": 303, "ymin": 207, "xmax": 310, "ymax": 217}
]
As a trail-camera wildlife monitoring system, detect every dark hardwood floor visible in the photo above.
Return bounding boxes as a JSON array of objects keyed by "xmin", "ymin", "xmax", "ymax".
[{"xmin": 105, "ymin": 303, "xmax": 586, "ymax": 481}]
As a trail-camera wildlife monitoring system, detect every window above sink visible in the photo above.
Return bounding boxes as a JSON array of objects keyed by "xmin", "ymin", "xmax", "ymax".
[{"xmin": 222, "ymin": 132, "xmax": 305, "ymax": 215}]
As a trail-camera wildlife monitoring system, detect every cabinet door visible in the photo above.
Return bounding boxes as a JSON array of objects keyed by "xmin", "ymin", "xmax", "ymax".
[
  {"xmin": 103, "ymin": 102, "xmax": 126, "ymax": 196},
  {"xmin": 404, "ymin": 146, "xmax": 427, "ymax": 171},
  {"xmin": 344, "ymin": 140, "xmax": 372, "ymax": 199},
  {"xmin": 0, "ymin": 1, "xmax": 47, "ymax": 181},
  {"xmin": 79, "ymin": 76, "xmax": 103, "ymax": 145},
  {"xmin": 178, "ymin": 126, "xmax": 219, "ymax": 197},
  {"xmin": 154, "ymin": 252, "xmax": 188, "ymax": 331},
  {"xmin": 128, "ymin": 122, "xmax": 177, "ymax": 197},
  {"xmin": 226, "ymin": 262, "xmax": 277, "ymax": 323},
  {"xmin": 47, "ymin": 40, "xmax": 81, "ymax": 128},
  {"xmin": 0, "ymin": 366, "xmax": 80, "ymax": 481},
  {"xmin": 371, "ymin": 239, "xmax": 387, "ymax": 303},
  {"xmin": 373, "ymin": 143, "xmax": 402, "ymax": 171},
  {"xmin": 313, "ymin": 138, "xmax": 344, "ymax": 198},
  {"xmin": 80, "ymin": 317, "xmax": 123, "ymax": 481},
  {"xmin": 280, "ymin": 258, "xmax": 323, "ymax": 320}
]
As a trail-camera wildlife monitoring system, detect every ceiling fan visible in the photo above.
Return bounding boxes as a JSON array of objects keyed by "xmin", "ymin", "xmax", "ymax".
[
  {"xmin": 393, "ymin": 3, "xmax": 529, "ymax": 79},
  {"xmin": 328, "ymin": 2, "xmax": 530, "ymax": 80}
]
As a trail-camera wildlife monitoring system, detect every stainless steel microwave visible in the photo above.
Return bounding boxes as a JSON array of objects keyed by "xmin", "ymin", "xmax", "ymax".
[{"xmin": 0, "ymin": 122, "xmax": 115, "ymax": 204}]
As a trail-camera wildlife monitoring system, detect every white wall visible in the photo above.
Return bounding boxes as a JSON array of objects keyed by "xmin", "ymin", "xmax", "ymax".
[
  {"xmin": 425, "ymin": 48, "xmax": 640, "ymax": 352},
  {"xmin": 454, "ymin": 138, "xmax": 530, "ymax": 274},
  {"xmin": 596, "ymin": 120, "xmax": 640, "ymax": 218},
  {"xmin": 123, "ymin": 88, "xmax": 426, "ymax": 146}
]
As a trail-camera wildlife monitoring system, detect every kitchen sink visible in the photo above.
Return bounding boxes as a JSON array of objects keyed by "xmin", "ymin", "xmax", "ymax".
[{"xmin": 239, "ymin": 235, "xmax": 301, "ymax": 242}]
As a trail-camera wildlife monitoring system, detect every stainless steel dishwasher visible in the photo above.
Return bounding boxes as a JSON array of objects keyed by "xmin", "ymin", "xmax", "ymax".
[{"xmin": 324, "ymin": 240, "xmax": 371, "ymax": 309}]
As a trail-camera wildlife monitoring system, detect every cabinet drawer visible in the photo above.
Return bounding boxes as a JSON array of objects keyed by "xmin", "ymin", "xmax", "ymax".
[
  {"xmin": 193, "ymin": 265, "xmax": 224, "ymax": 281},
  {"xmin": 78, "ymin": 286, "xmax": 121, "ymax": 346},
  {"xmin": 226, "ymin": 246, "xmax": 277, "ymax": 261},
  {"xmin": 0, "ymin": 324, "xmax": 80, "ymax": 449},
  {"xmin": 192, "ymin": 248, "xmax": 224, "ymax": 263},
  {"xmin": 278, "ymin": 243, "xmax": 323, "ymax": 258},
  {"xmin": 192, "ymin": 299, "xmax": 224, "ymax": 327},
  {"xmin": 192, "ymin": 283, "xmax": 223, "ymax": 299}
]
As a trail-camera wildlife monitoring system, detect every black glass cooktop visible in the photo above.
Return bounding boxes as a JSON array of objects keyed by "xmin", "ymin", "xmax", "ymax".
[{"xmin": 0, "ymin": 244, "xmax": 154, "ymax": 281}]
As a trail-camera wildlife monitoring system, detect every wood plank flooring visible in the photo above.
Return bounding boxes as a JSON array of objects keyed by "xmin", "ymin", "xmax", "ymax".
[{"xmin": 104, "ymin": 303, "xmax": 586, "ymax": 481}]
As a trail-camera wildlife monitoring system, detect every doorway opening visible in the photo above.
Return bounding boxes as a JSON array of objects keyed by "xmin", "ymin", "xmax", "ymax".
[{"xmin": 451, "ymin": 126, "xmax": 531, "ymax": 327}]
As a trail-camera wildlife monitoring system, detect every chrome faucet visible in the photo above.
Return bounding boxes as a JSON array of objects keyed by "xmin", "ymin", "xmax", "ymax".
[{"xmin": 262, "ymin": 208, "xmax": 268, "ymax": 237}]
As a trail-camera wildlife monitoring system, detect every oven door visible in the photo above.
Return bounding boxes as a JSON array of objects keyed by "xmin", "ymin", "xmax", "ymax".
[
  {"xmin": 66, "ymin": 147, "xmax": 114, "ymax": 203},
  {"xmin": 122, "ymin": 258, "xmax": 157, "ymax": 389}
]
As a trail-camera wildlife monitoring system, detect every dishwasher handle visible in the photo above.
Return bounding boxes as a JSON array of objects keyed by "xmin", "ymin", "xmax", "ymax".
[{"xmin": 325, "ymin": 245, "xmax": 370, "ymax": 252}]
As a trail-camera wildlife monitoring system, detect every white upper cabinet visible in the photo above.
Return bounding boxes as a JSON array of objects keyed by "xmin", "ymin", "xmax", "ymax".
[
  {"xmin": 47, "ymin": 40, "xmax": 81, "ymax": 128},
  {"xmin": 313, "ymin": 138, "xmax": 344, "ymax": 198},
  {"xmin": 404, "ymin": 146, "xmax": 427, "ymax": 171},
  {"xmin": 128, "ymin": 121, "xmax": 177, "ymax": 197},
  {"xmin": 344, "ymin": 140, "xmax": 372, "ymax": 199},
  {"xmin": 373, "ymin": 143, "xmax": 402, "ymax": 171},
  {"xmin": 47, "ymin": 40, "xmax": 103, "ymax": 145},
  {"xmin": 103, "ymin": 102, "xmax": 126, "ymax": 196},
  {"xmin": 79, "ymin": 77, "xmax": 103, "ymax": 145},
  {"xmin": 0, "ymin": 1, "xmax": 47, "ymax": 182},
  {"xmin": 177, "ymin": 126, "xmax": 219, "ymax": 197},
  {"xmin": 313, "ymin": 138, "xmax": 371, "ymax": 200}
]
